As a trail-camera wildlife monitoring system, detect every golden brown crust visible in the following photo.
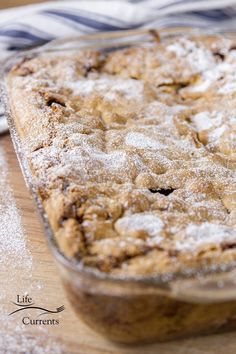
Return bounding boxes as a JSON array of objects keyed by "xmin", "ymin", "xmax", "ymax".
[{"xmin": 7, "ymin": 34, "xmax": 236, "ymax": 276}]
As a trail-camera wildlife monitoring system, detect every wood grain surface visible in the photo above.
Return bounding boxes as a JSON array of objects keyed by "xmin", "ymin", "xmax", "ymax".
[
  {"xmin": 0, "ymin": 0, "xmax": 48, "ymax": 9},
  {"xmin": 1, "ymin": 133, "xmax": 236, "ymax": 354}
]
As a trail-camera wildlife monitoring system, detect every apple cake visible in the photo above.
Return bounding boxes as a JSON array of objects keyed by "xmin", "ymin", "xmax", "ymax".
[{"xmin": 6, "ymin": 33, "xmax": 236, "ymax": 278}]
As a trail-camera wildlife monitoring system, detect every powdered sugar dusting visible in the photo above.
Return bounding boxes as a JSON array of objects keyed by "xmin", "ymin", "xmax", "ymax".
[
  {"xmin": 8, "ymin": 35, "xmax": 236, "ymax": 276},
  {"xmin": 32, "ymin": 145, "xmax": 135, "ymax": 184},
  {"xmin": 125, "ymin": 132, "xmax": 165, "ymax": 149},
  {"xmin": 115, "ymin": 213, "xmax": 164, "ymax": 243},
  {"xmin": 0, "ymin": 146, "xmax": 65, "ymax": 353},
  {"xmin": 191, "ymin": 111, "xmax": 223, "ymax": 131},
  {"xmin": 183, "ymin": 54, "xmax": 236, "ymax": 94},
  {"xmin": 0, "ymin": 325, "xmax": 65, "ymax": 354},
  {"xmin": 176, "ymin": 222, "xmax": 236, "ymax": 252},
  {"xmin": 67, "ymin": 77, "xmax": 144, "ymax": 101},
  {"xmin": 0, "ymin": 146, "xmax": 32, "ymax": 271},
  {"xmin": 208, "ymin": 125, "xmax": 227, "ymax": 141},
  {"xmin": 167, "ymin": 38, "xmax": 215, "ymax": 72},
  {"xmin": 190, "ymin": 110, "xmax": 233, "ymax": 152}
]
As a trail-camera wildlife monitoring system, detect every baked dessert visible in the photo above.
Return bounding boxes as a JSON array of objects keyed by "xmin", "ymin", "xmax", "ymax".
[
  {"xmin": 5, "ymin": 31, "xmax": 236, "ymax": 344},
  {"xmin": 6, "ymin": 33, "xmax": 236, "ymax": 279}
]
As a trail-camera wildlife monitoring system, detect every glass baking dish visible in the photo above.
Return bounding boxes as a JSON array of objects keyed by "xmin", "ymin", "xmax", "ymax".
[{"xmin": 2, "ymin": 27, "xmax": 236, "ymax": 344}]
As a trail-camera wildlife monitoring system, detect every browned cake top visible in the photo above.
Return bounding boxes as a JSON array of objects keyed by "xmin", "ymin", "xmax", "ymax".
[{"xmin": 7, "ymin": 33, "xmax": 236, "ymax": 277}]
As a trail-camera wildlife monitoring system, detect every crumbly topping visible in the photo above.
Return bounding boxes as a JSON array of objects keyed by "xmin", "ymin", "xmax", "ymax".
[
  {"xmin": 7, "ymin": 33, "xmax": 236, "ymax": 276},
  {"xmin": 67, "ymin": 78, "xmax": 144, "ymax": 101},
  {"xmin": 167, "ymin": 38, "xmax": 215, "ymax": 72},
  {"xmin": 175, "ymin": 222, "xmax": 236, "ymax": 251}
]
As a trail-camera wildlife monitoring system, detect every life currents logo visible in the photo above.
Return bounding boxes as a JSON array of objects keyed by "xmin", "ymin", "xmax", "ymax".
[{"xmin": 8, "ymin": 295, "xmax": 65, "ymax": 326}]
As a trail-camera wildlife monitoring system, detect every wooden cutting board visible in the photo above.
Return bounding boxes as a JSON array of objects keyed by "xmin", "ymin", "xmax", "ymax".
[{"xmin": 1, "ymin": 133, "xmax": 236, "ymax": 354}]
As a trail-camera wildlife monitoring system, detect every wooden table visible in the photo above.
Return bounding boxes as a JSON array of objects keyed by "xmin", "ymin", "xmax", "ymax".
[
  {"xmin": 0, "ymin": 0, "xmax": 48, "ymax": 9},
  {"xmin": 1, "ymin": 133, "xmax": 236, "ymax": 354}
]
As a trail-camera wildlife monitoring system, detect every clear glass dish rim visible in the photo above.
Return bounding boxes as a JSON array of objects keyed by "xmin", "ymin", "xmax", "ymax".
[{"xmin": 2, "ymin": 26, "xmax": 236, "ymax": 294}]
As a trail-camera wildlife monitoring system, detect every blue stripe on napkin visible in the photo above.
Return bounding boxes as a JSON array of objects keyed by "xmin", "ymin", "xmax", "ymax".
[{"xmin": 0, "ymin": 0, "xmax": 236, "ymax": 55}]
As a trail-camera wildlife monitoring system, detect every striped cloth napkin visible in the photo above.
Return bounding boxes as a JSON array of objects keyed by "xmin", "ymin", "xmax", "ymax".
[{"xmin": 1, "ymin": 0, "xmax": 236, "ymax": 133}]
